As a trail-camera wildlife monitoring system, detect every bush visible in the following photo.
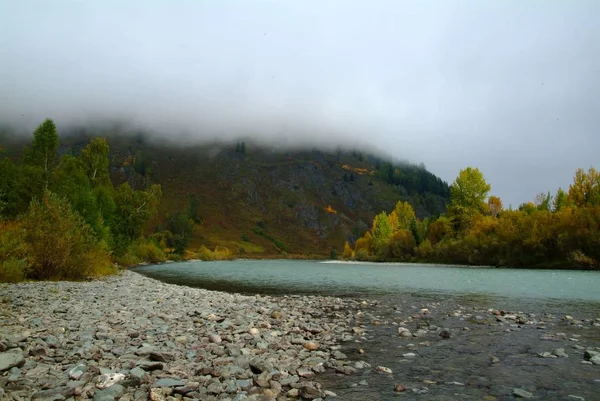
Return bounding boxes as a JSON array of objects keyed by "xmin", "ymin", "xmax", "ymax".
[
  {"xmin": 115, "ymin": 239, "xmax": 167, "ymax": 266},
  {"xmin": 0, "ymin": 258, "xmax": 28, "ymax": 283},
  {"xmin": 21, "ymin": 191, "xmax": 115, "ymax": 279},
  {"xmin": 198, "ymin": 245, "xmax": 233, "ymax": 261}
]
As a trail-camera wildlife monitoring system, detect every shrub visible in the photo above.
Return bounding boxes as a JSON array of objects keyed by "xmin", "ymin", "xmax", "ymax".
[
  {"xmin": 21, "ymin": 191, "xmax": 115, "ymax": 279},
  {"xmin": 198, "ymin": 245, "xmax": 233, "ymax": 261},
  {"xmin": 0, "ymin": 258, "xmax": 28, "ymax": 283}
]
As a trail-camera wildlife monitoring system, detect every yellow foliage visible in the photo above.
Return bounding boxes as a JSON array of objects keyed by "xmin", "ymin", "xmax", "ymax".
[
  {"xmin": 342, "ymin": 242, "xmax": 353, "ymax": 259},
  {"xmin": 324, "ymin": 205, "xmax": 337, "ymax": 214},
  {"xmin": 389, "ymin": 229, "xmax": 415, "ymax": 259},
  {"xmin": 198, "ymin": 245, "xmax": 233, "ymax": 261},
  {"xmin": 354, "ymin": 232, "xmax": 372, "ymax": 253},
  {"xmin": 341, "ymin": 164, "xmax": 373, "ymax": 176}
]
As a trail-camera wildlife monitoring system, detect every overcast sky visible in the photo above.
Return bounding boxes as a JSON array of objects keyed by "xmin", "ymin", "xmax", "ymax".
[{"xmin": 1, "ymin": 1, "xmax": 599, "ymax": 207}]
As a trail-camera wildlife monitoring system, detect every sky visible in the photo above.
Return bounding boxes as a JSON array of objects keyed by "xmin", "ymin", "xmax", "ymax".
[{"xmin": 1, "ymin": 1, "xmax": 599, "ymax": 207}]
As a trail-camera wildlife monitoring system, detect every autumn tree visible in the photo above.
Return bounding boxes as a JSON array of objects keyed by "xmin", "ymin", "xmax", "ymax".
[
  {"xmin": 568, "ymin": 167, "xmax": 600, "ymax": 207},
  {"xmin": 487, "ymin": 195, "xmax": 503, "ymax": 217},
  {"xmin": 449, "ymin": 167, "xmax": 491, "ymax": 212},
  {"xmin": 371, "ymin": 212, "xmax": 392, "ymax": 257},
  {"xmin": 390, "ymin": 201, "xmax": 416, "ymax": 231},
  {"xmin": 448, "ymin": 167, "xmax": 491, "ymax": 229}
]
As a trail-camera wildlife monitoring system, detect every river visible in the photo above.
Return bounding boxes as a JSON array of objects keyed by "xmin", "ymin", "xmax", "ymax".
[{"xmin": 132, "ymin": 260, "xmax": 600, "ymax": 400}]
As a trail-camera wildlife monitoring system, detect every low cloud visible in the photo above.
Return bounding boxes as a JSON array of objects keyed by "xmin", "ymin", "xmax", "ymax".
[{"xmin": 1, "ymin": 0, "xmax": 599, "ymax": 206}]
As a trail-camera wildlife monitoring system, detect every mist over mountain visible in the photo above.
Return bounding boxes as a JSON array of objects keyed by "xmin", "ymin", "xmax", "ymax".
[{"xmin": 2, "ymin": 1, "xmax": 599, "ymax": 207}]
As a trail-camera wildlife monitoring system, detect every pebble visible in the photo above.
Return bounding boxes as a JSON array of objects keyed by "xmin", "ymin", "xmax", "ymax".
[
  {"xmin": 513, "ymin": 388, "xmax": 534, "ymax": 398},
  {"xmin": 0, "ymin": 270, "xmax": 367, "ymax": 400}
]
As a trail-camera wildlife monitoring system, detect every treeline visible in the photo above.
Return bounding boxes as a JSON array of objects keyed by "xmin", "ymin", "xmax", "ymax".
[
  {"xmin": 344, "ymin": 166, "xmax": 600, "ymax": 269},
  {"xmin": 350, "ymin": 150, "xmax": 450, "ymax": 199},
  {"xmin": 0, "ymin": 119, "xmax": 167, "ymax": 282}
]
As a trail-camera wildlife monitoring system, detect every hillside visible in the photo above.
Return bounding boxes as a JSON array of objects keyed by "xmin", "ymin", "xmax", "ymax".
[{"xmin": 1, "ymin": 128, "xmax": 450, "ymax": 257}]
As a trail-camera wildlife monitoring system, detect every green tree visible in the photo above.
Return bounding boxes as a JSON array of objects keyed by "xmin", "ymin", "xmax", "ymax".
[
  {"xmin": 112, "ymin": 183, "xmax": 162, "ymax": 252},
  {"xmin": 81, "ymin": 137, "xmax": 110, "ymax": 187},
  {"xmin": 23, "ymin": 119, "xmax": 59, "ymax": 190},
  {"xmin": 450, "ymin": 167, "xmax": 491, "ymax": 212},
  {"xmin": 448, "ymin": 167, "xmax": 491, "ymax": 229},
  {"xmin": 371, "ymin": 212, "xmax": 392, "ymax": 257},
  {"xmin": 553, "ymin": 188, "xmax": 568, "ymax": 212}
]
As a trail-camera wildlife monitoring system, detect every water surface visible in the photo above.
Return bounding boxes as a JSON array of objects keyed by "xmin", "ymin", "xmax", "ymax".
[{"xmin": 132, "ymin": 260, "xmax": 599, "ymax": 302}]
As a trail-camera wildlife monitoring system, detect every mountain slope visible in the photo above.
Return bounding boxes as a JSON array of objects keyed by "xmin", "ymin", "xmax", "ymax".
[{"xmin": 2, "ymin": 129, "xmax": 450, "ymax": 257}]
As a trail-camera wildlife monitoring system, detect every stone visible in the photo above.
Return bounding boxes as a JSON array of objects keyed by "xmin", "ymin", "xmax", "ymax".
[
  {"xmin": 93, "ymin": 384, "xmax": 125, "ymax": 401},
  {"xmin": 394, "ymin": 384, "xmax": 408, "ymax": 392},
  {"xmin": 209, "ymin": 334, "xmax": 222, "ymax": 343},
  {"xmin": 97, "ymin": 373, "xmax": 126, "ymax": 389},
  {"xmin": 149, "ymin": 351, "xmax": 175, "ymax": 362},
  {"xmin": 249, "ymin": 357, "xmax": 273, "ymax": 374},
  {"xmin": 303, "ymin": 341, "xmax": 320, "ymax": 351},
  {"xmin": 68, "ymin": 364, "xmax": 86, "ymax": 380},
  {"xmin": 513, "ymin": 388, "xmax": 533, "ymax": 398},
  {"xmin": 552, "ymin": 348, "xmax": 569, "ymax": 358},
  {"xmin": 403, "ymin": 352, "xmax": 416, "ymax": 358},
  {"xmin": 155, "ymin": 378, "xmax": 185, "ymax": 387},
  {"xmin": 397, "ymin": 327, "xmax": 412, "ymax": 337},
  {"xmin": 299, "ymin": 383, "xmax": 322, "ymax": 399},
  {"xmin": 376, "ymin": 366, "xmax": 392, "ymax": 374},
  {"xmin": 0, "ymin": 349, "xmax": 25, "ymax": 371},
  {"xmin": 439, "ymin": 329, "xmax": 451, "ymax": 339}
]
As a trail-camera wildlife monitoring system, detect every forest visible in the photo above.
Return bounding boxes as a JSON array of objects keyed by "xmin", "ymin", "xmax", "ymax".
[
  {"xmin": 344, "ymin": 166, "xmax": 600, "ymax": 269},
  {"xmin": 0, "ymin": 119, "xmax": 170, "ymax": 282}
]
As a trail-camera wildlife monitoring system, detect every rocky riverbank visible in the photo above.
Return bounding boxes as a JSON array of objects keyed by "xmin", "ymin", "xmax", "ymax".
[{"xmin": 0, "ymin": 270, "xmax": 375, "ymax": 400}]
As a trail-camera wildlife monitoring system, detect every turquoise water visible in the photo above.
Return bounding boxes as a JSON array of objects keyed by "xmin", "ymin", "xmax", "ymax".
[{"xmin": 131, "ymin": 260, "xmax": 600, "ymax": 302}]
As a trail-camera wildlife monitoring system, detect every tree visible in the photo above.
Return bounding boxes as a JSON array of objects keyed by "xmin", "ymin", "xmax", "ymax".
[
  {"xmin": 389, "ymin": 229, "xmax": 415, "ymax": 259},
  {"xmin": 553, "ymin": 188, "xmax": 568, "ymax": 212},
  {"xmin": 488, "ymin": 196, "xmax": 503, "ymax": 217},
  {"xmin": 23, "ymin": 118, "xmax": 59, "ymax": 190},
  {"xmin": 21, "ymin": 191, "xmax": 112, "ymax": 279},
  {"xmin": 449, "ymin": 167, "xmax": 491, "ymax": 212},
  {"xmin": 371, "ymin": 212, "xmax": 392, "ymax": 257},
  {"xmin": 568, "ymin": 167, "xmax": 600, "ymax": 207},
  {"xmin": 342, "ymin": 242, "xmax": 353, "ymax": 259},
  {"xmin": 112, "ymin": 183, "xmax": 162, "ymax": 251},
  {"xmin": 81, "ymin": 137, "xmax": 110, "ymax": 187},
  {"xmin": 534, "ymin": 192, "xmax": 552, "ymax": 211},
  {"xmin": 391, "ymin": 201, "xmax": 416, "ymax": 231},
  {"xmin": 448, "ymin": 167, "xmax": 491, "ymax": 229}
]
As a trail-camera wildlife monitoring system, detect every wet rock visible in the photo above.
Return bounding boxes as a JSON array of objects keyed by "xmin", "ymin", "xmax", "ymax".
[
  {"xmin": 552, "ymin": 348, "xmax": 569, "ymax": 358},
  {"xmin": 397, "ymin": 327, "xmax": 412, "ymax": 337},
  {"xmin": 439, "ymin": 329, "xmax": 451, "ymax": 339},
  {"xmin": 394, "ymin": 384, "xmax": 408, "ymax": 392},
  {"xmin": 376, "ymin": 366, "xmax": 392, "ymax": 374}
]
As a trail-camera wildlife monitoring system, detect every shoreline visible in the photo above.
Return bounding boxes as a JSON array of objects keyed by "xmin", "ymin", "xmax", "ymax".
[
  {"xmin": 2, "ymin": 269, "xmax": 600, "ymax": 400},
  {"xmin": 0, "ymin": 270, "xmax": 371, "ymax": 400}
]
